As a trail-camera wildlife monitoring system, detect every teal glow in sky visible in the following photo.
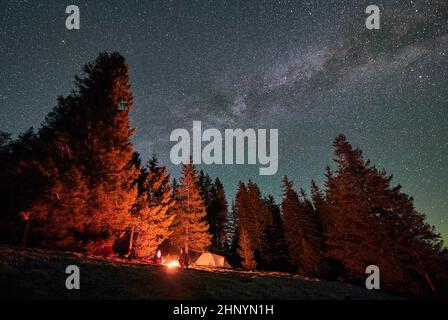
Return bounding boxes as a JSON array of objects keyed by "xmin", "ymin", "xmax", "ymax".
[{"xmin": 0, "ymin": 0, "xmax": 447, "ymax": 240}]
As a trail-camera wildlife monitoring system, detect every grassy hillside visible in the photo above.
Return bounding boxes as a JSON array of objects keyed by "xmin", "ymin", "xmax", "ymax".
[{"xmin": 0, "ymin": 245, "xmax": 398, "ymax": 300}]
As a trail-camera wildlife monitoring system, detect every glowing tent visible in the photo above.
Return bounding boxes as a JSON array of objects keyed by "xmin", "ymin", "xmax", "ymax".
[{"xmin": 194, "ymin": 252, "xmax": 231, "ymax": 268}]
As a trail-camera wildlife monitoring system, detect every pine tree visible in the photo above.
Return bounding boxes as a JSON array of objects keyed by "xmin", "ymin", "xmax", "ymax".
[
  {"xmin": 324, "ymin": 134, "xmax": 443, "ymax": 295},
  {"xmin": 230, "ymin": 182, "xmax": 245, "ymax": 262},
  {"xmin": 224, "ymin": 200, "xmax": 237, "ymax": 256},
  {"xmin": 0, "ymin": 129, "xmax": 47, "ymax": 245},
  {"xmin": 15, "ymin": 126, "xmax": 91, "ymax": 250},
  {"xmin": 26, "ymin": 52, "xmax": 139, "ymax": 251},
  {"xmin": 281, "ymin": 176, "xmax": 322, "ymax": 275},
  {"xmin": 198, "ymin": 170, "xmax": 213, "ymax": 206},
  {"xmin": 130, "ymin": 158, "xmax": 175, "ymax": 260},
  {"xmin": 300, "ymin": 187, "xmax": 324, "ymax": 273},
  {"xmin": 233, "ymin": 180, "xmax": 273, "ymax": 267},
  {"xmin": 79, "ymin": 53, "xmax": 138, "ymax": 245},
  {"xmin": 264, "ymin": 195, "xmax": 289, "ymax": 270},
  {"xmin": 208, "ymin": 178, "xmax": 229, "ymax": 254},
  {"xmin": 169, "ymin": 161, "xmax": 211, "ymax": 253},
  {"xmin": 310, "ymin": 180, "xmax": 326, "ymax": 229},
  {"xmin": 233, "ymin": 182, "xmax": 248, "ymax": 229},
  {"xmin": 310, "ymin": 179, "xmax": 332, "ymax": 275},
  {"xmin": 238, "ymin": 228, "xmax": 256, "ymax": 269},
  {"xmin": 31, "ymin": 163, "xmax": 89, "ymax": 249},
  {"xmin": 198, "ymin": 172, "xmax": 229, "ymax": 254}
]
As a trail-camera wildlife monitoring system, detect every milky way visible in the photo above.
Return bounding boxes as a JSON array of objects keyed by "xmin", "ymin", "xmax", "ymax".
[{"xmin": 0, "ymin": 0, "xmax": 447, "ymax": 239}]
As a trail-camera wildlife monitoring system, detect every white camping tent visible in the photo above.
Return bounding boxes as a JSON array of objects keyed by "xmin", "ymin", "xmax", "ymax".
[{"xmin": 195, "ymin": 252, "xmax": 231, "ymax": 268}]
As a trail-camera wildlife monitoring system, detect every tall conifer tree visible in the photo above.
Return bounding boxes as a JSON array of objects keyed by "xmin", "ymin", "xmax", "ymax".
[
  {"xmin": 29, "ymin": 52, "xmax": 139, "ymax": 251},
  {"xmin": 234, "ymin": 180, "xmax": 273, "ymax": 267},
  {"xmin": 265, "ymin": 195, "xmax": 289, "ymax": 270},
  {"xmin": 324, "ymin": 134, "xmax": 443, "ymax": 294},
  {"xmin": 281, "ymin": 176, "xmax": 322, "ymax": 275},
  {"xmin": 208, "ymin": 178, "xmax": 229, "ymax": 253},
  {"xmin": 238, "ymin": 228, "xmax": 257, "ymax": 269},
  {"xmin": 170, "ymin": 161, "xmax": 211, "ymax": 253},
  {"xmin": 130, "ymin": 157, "xmax": 175, "ymax": 259}
]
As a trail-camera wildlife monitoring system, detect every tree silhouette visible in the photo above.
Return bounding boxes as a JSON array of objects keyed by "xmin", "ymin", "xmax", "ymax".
[
  {"xmin": 324, "ymin": 134, "xmax": 443, "ymax": 295},
  {"xmin": 281, "ymin": 176, "xmax": 323, "ymax": 275},
  {"xmin": 234, "ymin": 180, "xmax": 273, "ymax": 267}
]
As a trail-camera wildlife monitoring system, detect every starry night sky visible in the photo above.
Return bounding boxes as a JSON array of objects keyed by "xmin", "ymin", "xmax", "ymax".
[{"xmin": 1, "ymin": 0, "xmax": 447, "ymax": 240}]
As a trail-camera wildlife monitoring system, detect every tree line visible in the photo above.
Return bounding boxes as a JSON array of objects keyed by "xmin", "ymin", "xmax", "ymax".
[{"xmin": 0, "ymin": 52, "xmax": 446, "ymax": 297}]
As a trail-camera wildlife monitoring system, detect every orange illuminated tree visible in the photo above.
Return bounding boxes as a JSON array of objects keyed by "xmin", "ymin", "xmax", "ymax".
[
  {"xmin": 169, "ymin": 160, "xmax": 211, "ymax": 254},
  {"xmin": 26, "ymin": 52, "xmax": 139, "ymax": 251},
  {"xmin": 130, "ymin": 158, "xmax": 175, "ymax": 259}
]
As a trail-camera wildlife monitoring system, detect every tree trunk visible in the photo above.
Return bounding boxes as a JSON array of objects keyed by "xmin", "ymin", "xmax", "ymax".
[
  {"xmin": 424, "ymin": 272, "xmax": 436, "ymax": 293},
  {"xmin": 126, "ymin": 226, "xmax": 134, "ymax": 258},
  {"xmin": 22, "ymin": 220, "xmax": 31, "ymax": 247},
  {"xmin": 185, "ymin": 226, "xmax": 189, "ymax": 254}
]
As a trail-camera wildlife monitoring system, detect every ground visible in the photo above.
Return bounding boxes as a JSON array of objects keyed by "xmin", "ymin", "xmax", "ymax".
[{"xmin": 0, "ymin": 244, "xmax": 398, "ymax": 300}]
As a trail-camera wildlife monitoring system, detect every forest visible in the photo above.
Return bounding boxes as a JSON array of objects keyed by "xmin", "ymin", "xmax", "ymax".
[{"xmin": 0, "ymin": 52, "xmax": 446, "ymax": 298}]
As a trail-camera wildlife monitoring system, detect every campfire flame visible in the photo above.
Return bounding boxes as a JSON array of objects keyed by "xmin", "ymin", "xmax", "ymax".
[{"xmin": 165, "ymin": 260, "xmax": 180, "ymax": 268}]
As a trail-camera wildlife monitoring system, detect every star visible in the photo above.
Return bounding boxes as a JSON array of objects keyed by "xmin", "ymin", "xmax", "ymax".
[{"xmin": 0, "ymin": 0, "xmax": 447, "ymax": 242}]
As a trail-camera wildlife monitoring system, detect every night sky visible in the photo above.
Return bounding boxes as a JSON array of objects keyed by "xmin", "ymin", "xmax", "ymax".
[{"xmin": 1, "ymin": 1, "xmax": 447, "ymax": 240}]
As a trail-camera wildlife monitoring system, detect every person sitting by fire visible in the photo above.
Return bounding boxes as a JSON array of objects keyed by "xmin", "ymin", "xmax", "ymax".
[
  {"xmin": 178, "ymin": 248, "xmax": 189, "ymax": 268},
  {"xmin": 153, "ymin": 250, "xmax": 164, "ymax": 264}
]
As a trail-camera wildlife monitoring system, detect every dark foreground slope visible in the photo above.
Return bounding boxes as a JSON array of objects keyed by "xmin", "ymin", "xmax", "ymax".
[{"xmin": 0, "ymin": 245, "xmax": 397, "ymax": 300}]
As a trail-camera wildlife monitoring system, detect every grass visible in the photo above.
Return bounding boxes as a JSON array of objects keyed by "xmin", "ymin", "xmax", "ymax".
[{"xmin": 0, "ymin": 244, "xmax": 399, "ymax": 300}]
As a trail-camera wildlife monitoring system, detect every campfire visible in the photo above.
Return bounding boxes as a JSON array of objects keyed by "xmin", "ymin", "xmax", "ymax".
[{"xmin": 164, "ymin": 260, "xmax": 180, "ymax": 268}]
